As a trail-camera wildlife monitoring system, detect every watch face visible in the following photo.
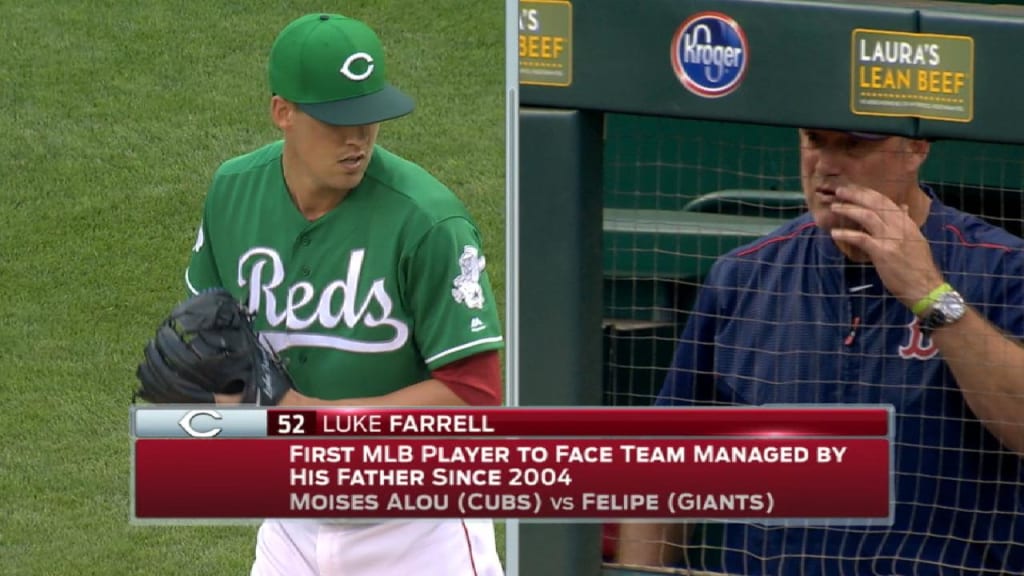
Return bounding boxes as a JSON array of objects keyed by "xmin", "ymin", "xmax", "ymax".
[{"xmin": 936, "ymin": 292, "xmax": 966, "ymax": 322}]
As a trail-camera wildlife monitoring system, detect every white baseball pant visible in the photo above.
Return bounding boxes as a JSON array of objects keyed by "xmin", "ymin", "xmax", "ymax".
[{"xmin": 250, "ymin": 519, "xmax": 504, "ymax": 576}]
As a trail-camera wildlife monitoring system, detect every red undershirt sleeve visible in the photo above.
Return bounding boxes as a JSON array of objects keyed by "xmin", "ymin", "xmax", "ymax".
[{"xmin": 431, "ymin": 350, "xmax": 502, "ymax": 406}]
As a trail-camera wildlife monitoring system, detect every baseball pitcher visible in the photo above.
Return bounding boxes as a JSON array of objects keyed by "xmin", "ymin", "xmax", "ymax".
[{"xmin": 136, "ymin": 13, "xmax": 505, "ymax": 576}]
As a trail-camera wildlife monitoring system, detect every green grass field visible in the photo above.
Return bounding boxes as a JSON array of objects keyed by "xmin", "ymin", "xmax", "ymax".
[{"xmin": 0, "ymin": 1, "xmax": 506, "ymax": 574}]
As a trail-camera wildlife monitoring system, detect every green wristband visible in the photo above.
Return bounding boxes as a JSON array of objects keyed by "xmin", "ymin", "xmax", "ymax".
[{"xmin": 912, "ymin": 282, "xmax": 953, "ymax": 316}]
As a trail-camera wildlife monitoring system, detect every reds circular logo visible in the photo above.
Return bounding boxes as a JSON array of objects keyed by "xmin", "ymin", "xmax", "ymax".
[{"xmin": 671, "ymin": 12, "xmax": 749, "ymax": 98}]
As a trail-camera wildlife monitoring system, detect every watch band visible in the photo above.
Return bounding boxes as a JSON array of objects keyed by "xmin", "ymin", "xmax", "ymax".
[{"xmin": 912, "ymin": 283, "xmax": 954, "ymax": 317}]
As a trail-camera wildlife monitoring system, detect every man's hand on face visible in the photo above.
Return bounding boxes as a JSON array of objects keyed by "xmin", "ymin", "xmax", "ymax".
[{"xmin": 828, "ymin": 184, "xmax": 944, "ymax": 308}]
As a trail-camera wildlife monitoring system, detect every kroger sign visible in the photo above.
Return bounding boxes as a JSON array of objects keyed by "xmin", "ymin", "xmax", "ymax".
[{"xmin": 671, "ymin": 12, "xmax": 749, "ymax": 98}]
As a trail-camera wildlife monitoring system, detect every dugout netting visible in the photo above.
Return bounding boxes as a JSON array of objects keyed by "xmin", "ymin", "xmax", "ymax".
[{"xmin": 598, "ymin": 114, "xmax": 1024, "ymax": 575}]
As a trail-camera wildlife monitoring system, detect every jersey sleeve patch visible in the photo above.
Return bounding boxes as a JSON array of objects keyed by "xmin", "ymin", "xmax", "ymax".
[{"xmin": 451, "ymin": 245, "xmax": 487, "ymax": 310}]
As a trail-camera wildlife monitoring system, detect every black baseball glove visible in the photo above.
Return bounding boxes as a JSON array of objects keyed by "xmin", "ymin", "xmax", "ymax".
[{"xmin": 135, "ymin": 288, "xmax": 293, "ymax": 406}]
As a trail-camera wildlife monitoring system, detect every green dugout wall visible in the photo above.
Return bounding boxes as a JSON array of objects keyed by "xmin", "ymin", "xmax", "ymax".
[{"xmin": 517, "ymin": 1, "xmax": 1024, "ymax": 574}]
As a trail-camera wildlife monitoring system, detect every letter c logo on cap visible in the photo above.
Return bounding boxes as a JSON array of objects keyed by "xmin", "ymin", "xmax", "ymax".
[{"xmin": 340, "ymin": 52, "xmax": 375, "ymax": 81}]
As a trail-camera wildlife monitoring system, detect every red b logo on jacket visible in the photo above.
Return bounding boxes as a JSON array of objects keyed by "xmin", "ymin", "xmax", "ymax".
[{"xmin": 898, "ymin": 318, "xmax": 938, "ymax": 360}]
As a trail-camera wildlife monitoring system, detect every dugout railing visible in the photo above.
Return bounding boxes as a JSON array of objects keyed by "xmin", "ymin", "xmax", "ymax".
[{"xmin": 517, "ymin": 0, "xmax": 1024, "ymax": 574}]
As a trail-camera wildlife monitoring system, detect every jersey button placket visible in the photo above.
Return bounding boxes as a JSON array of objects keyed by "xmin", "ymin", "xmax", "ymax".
[{"xmin": 301, "ymin": 265, "xmax": 311, "ymax": 277}]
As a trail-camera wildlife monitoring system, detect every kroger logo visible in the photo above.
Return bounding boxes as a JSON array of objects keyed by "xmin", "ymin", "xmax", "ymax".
[{"xmin": 671, "ymin": 12, "xmax": 748, "ymax": 98}]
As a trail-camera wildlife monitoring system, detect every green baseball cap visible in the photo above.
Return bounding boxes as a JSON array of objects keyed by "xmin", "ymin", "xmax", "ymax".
[{"xmin": 268, "ymin": 13, "xmax": 414, "ymax": 126}]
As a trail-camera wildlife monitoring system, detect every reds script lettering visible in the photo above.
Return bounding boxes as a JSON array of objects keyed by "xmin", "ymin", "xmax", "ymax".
[{"xmin": 238, "ymin": 247, "xmax": 409, "ymax": 353}]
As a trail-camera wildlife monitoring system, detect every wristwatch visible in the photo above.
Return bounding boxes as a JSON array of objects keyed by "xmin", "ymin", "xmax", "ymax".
[{"xmin": 919, "ymin": 289, "xmax": 966, "ymax": 335}]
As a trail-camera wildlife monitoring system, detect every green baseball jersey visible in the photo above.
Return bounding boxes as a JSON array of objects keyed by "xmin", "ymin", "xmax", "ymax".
[{"xmin": 185, "ymin": 141, "xmax": 504, "ymax": 400}]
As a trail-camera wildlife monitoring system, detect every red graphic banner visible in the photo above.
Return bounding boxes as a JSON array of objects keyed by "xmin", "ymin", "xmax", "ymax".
[{"xmin": 133, "ymin": 437, "xmax": 890, "ymax": 521}]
